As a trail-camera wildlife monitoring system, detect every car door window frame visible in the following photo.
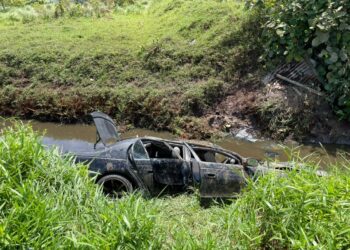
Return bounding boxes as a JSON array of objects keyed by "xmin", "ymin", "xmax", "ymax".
[
  {"xmin": 191, "ymin": 146, "xmax": 241, "ymax": 165},
  {"xmin": 143, "ymin": 139, "xmax": 182, "ymax": 160},
  {"xmin": 131, "ymin": 139, "xmax": 150, "ymax": 160}
]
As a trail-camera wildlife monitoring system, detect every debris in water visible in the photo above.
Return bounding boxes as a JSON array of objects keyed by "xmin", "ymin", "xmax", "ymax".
[{"xmin": 234, "ymin": 128, "xmax": 257, "ymax": 142}]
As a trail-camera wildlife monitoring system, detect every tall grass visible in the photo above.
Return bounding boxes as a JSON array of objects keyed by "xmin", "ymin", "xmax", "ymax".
[
  {"xmin": 0, "ymin": 121, "xmax": 161, "ymax": 248},
  {"xmin": 1, "ymin": 122, "xmax": 350, "ymax": 248},
  {"xmin": 226, "ymin": 167, "xmax": 350, "ymax": 249}
]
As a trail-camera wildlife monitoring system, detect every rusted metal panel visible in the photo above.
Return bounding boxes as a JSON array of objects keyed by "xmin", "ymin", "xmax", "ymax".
[{"xmin": 263, "ymin": 60, "xmax": 322, "ymax": 89}]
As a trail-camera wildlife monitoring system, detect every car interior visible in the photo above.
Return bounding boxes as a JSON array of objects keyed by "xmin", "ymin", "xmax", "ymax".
[
  {"xmin": 193, "ymin": 148, "xmax": 240, "ymax": 165},
  {"xmin": 134, "ymin": 139, "xmax": 240, "ymax": 165},
  {"xmin": 142, "ymin": 140, "xmax": 181, "ymax": 159}
]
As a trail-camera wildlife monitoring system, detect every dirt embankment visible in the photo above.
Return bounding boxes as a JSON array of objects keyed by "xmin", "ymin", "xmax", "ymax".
[{"xmin": 204, "ymin": 73, "xmax": 350, "ymax": 145}]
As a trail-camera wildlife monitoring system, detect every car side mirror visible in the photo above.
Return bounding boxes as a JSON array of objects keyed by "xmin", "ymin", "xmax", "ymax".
[{"xmin": 246, "ymin": 158, "xmax": 259, "ymax": 167}]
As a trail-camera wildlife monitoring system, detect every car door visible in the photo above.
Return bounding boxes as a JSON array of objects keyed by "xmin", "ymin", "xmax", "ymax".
[
  {"xmin": 148, "ymin": 140, "xmax": 188, "ymax": 186},
  {"xmin": 129, "ymin": 139, "xmax": 154, "ymax": 190},
  {"xmin": 130, "ymin": 139, "xmax": 189, "ymax": 188},
  {"xmin": 185, "ymin": 143, "xmax": 246, "ymax": 198}
]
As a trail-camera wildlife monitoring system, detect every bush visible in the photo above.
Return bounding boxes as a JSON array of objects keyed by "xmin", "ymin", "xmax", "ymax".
[
  {"xmin": 247, "ymin": 0, "xmax": 350, "ymax": 120},
  {"xmin": 0, "ymin": 0, "xmax": 25, "ymax": 10}
]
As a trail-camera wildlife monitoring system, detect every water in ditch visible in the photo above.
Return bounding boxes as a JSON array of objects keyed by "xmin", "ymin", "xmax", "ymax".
[{"xmin": 2, "ymin": 119, "xmax": 349, "ymax": 167}]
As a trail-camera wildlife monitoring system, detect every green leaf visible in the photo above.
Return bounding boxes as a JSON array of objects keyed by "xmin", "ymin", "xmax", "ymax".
[
  {"xmin": 276, "ymin": 29, "xmax": 286, "ymax": 37},
  {"xmin": 339, "ymin": 23, "xmax": 350, "ymax": 31},
  {"xmin": 316, "ymin": 24, "xmax": 326, "ymax": 31},
  {"xmin": 312, "ymin": 31, "xmax": 329, "ymax": 47},
  {"xmin": 339, "ymin": 49, "xmax": 348, "ymax": 62},
  {"xmin": 338, "ymin": 95, "xmax": 347, "ymax": 106},
  {"xmin": 327, "ymin": 52, "xmax": 338, "ymax": 64},
  {"xmin": 324, "ymin": 83, "xmax": 333, "ymax": 91}
]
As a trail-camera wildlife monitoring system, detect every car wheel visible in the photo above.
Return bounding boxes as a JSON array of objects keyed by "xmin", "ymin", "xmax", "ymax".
[{"xmin": 97, "ymin": 174, "xmax": 133, "ymax": 198}]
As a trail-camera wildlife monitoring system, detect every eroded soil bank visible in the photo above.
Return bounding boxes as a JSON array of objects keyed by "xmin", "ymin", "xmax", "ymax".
[{"xmin": 209, "ymin": 77, "xmax": 350, "ymax": 146}]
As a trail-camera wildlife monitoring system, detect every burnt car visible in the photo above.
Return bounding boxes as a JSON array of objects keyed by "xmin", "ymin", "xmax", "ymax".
[{"xmin": 72, "ymin": 112, "xmax": 302, "ymax": 198}]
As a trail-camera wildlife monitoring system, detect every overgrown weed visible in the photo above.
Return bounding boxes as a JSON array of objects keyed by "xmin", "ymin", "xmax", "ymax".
[
  {"xmin": 0, "ymin": 121, "xmax": 161, "ymax": 248},
  {"xmin": 1, "ymin": 122, "xmax": 349, "ymax": 248}
]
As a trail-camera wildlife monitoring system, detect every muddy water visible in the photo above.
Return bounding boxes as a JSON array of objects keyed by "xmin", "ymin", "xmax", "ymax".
[{"xmin": 2, "ymin": 120, "xmax": 350, "ymax": 166}]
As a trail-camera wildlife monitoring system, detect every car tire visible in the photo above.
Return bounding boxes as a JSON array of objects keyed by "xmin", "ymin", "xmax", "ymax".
[
  {"xmin": 97, "ymin": 174, "xmax": 133, "ymax": 198},
  {"xmin": 199, "ymin": 197, "xmax": 211, "ymax": 208}
]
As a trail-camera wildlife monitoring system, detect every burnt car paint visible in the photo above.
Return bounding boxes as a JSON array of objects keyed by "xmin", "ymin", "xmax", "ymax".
[{"xmin": 71, "ymin": 112, "xmax": 295, "ymax": 198}]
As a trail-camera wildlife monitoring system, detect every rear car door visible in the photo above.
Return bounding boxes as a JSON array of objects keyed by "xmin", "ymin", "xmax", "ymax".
[
  {"xmin": 199, "ymin": 161, "xmax": 246, "ymax": 198},
  {"xmin": 130, "ymin": 139, "xmax": 189, "ymax": 190}
]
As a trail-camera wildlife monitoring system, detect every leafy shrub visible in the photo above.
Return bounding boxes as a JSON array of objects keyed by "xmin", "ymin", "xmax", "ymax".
[
  {"xmin": 0, "ymin": 0, "xmax": 25, "ymax": 10},
  {"xmin": 54, "ymin": 0, "xmax": 113, "ymax": 18},
  {"xmin": 247, "ymin": 0, "xmax": 350, "ymax": 120}
]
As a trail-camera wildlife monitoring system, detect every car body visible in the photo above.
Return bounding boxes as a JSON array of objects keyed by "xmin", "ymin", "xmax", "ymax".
[{"xmin": 72, "ymin": 112, "xmax": 305, "ymax": 198}]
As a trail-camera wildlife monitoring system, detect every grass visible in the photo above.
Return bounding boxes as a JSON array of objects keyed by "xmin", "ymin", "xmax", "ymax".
[
  {"xmin": 0, "ymin": 121, "xmax": 161, "ymax": 248},
  {"xmin": 0, "ymin": 0, "xmax": 262, "ymax": 136},
  {"xmin": 1, "ymin": 121, "xmax": 350, "ymax": 248}
]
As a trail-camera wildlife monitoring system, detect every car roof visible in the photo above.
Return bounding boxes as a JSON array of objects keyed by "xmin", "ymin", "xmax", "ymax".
[
  {"xmin": 134, "ymin": 136, "xmax": 219, "ymax": 148},
  {"xmin": 117, "ymin": 136, "xmax": 243, "ymax": 160}
]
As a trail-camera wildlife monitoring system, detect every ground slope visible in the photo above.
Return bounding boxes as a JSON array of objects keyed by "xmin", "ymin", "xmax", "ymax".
[
  {"xmin": 1, "ymin": 0, "xmax": 349, "ymax": 143},
  {"xmin": 0, "ymin": 0, "xmax": 262, "ymax": 137}
]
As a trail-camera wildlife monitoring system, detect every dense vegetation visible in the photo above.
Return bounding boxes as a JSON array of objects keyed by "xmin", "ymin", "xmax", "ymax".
[
  {"xmin": 0, "ymin": 0, "xmax": 261, "ymax": 137},
  {"xmin": 1, "ymin": 122, "xmax": 350, "ymax": 248},
  {"xmin": 248, "ymin": 0, "xmax": 350, "ymax": 120},
  {"xmin": 0, "ymin": 122, "xmax": 161, "ymax": 248},
  {"xmin": 1, "ymin": 1, "xmax": 349, "ymax": 248}
]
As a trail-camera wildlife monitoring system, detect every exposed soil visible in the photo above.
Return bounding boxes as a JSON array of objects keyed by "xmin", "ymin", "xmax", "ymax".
[
  {"xmin": 207, "ymin": 77, "xmax": 350, "ymax": 145},
  {"xmin": 208, "ymin": 85, "xmax": 262, "ymax": 139}
]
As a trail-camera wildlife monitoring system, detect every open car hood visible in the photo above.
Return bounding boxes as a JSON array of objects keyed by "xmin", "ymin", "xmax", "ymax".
[{"xmin": 91, "ymin": 111, "xmax": 120, "ymax": 146}]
